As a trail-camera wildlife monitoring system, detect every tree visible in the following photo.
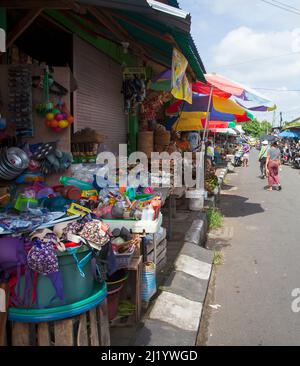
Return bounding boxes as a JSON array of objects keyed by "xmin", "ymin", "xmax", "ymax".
[
  {"xmin": 242, "ymin": 119, "xmax": 261, "ymax": 137},
  {"xmin": 243, "ymin": 119, "xmax": 272, "ymax": 138}
]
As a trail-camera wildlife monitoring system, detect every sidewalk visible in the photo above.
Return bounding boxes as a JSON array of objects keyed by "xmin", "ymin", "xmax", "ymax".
[{"xmin": 110, "ymin": 198, "xmax": 212, "ymax": 346}]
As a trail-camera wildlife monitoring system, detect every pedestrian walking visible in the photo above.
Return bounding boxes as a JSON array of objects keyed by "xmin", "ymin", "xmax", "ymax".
[
  {"xmin": 266, "ymin": 141, "xmax": 282, "ymax": 191},
  {"xmin": 242, "ymin": 142, "xmax": 250, "ymax": 167},
  {"xmin": 258, "ymin": 140, "xmax": 269, "ymax": 178}
]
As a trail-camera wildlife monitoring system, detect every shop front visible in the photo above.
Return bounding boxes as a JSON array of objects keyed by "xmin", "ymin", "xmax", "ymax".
[{"xmin": 0, "ymin": 0, "xmax": 206, "ymax": 347}]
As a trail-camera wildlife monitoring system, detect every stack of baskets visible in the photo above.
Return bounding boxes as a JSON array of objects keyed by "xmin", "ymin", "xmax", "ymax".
[
  {"xmin": 71, "ymin": 128, "xmax": 105, "ymax": 163},
  {"xmin": 154, "ymin": 129, "xmax": 170, "ymax": 153}
]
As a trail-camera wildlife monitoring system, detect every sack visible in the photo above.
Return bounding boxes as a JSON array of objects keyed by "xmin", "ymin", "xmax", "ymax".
[
  {"xmin": 79, "ymin": 220, "xmax": 110, "ymax": 250},
  {"xmin": 141, "ymin": 262, "xmax": 156, "ymax": 302}
]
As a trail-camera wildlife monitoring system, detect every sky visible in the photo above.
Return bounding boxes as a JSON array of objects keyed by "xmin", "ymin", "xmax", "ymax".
[{"xmin": 178, "ymin": 0, "xmax": 300, "ymax": 126}]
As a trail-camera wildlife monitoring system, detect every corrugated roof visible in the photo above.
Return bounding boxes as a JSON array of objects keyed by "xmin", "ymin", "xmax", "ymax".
[
  {"xmin": 77, "ymin": 0, "xmax": 191, "ymax": 32},
  {"xmin": 114, "ymin": 10, "xmax": 205, "ymax": 80}
]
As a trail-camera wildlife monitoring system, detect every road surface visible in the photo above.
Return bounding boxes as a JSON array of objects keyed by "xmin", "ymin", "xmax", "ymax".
[{"xmin": 201, "ymin": 149, "xmax": 300, "ymax": 346}]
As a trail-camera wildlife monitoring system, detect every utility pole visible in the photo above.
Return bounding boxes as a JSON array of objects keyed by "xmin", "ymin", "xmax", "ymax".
[
  {"xmin": 280, "ymin": 112, "xmax": 283, "ymax": 129},
  {"xmin": 270, "ymin": 110, "xmax": 276, "ymax": 135}
]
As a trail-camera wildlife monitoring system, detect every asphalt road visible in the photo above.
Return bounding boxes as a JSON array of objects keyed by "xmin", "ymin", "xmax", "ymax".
[{"xmin": 203, "ymin": 149, "xmax": 300, "ymax": 346}]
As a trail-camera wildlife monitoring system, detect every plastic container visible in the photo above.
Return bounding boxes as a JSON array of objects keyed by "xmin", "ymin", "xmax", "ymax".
[
  {"xmin": 60, "ymin": 176, "xmax": 94, "ymax": 191},
  {"xmin": 8, "ymin": 281, "xmax": 107, "ymax": 323},
  {"xmin": 14, "ymin": 195, "xmax": 39, "ymax": 211},
  {"xmin": 185, "ymin": 189, "xmax": 205, "ymax": 211},
  {"xmin": 16, "ymin": 246, "xmax": 95, "ymax": 308},
  {"xmin": 107, "ymin": 284, "xmax": 124, "ymax": 321},
  {"xmin": 103, "ymin": 212, "xmax": 163, "ymax": 233}
]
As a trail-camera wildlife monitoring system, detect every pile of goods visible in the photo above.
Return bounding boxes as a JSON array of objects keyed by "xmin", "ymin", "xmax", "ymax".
[
  {"xmin": 71, "ymin": 128, "xmax": 105, "ymax": 163},
  {"xmin": 204, "ymin": 172, "xmax": 219, "ymax": 195},
  {"xmin": 0, "ymin": 212, "xmax": 141, "ymax": 312}
]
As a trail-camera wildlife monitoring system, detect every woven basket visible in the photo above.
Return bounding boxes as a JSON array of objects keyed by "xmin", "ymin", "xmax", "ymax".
[
  {"xmin": 138, "ymin": 131, "xmax": 153, "ymax": 158},
  {"xmin": 72, "ymin": 128, "xmax": 105, "ymax": 143},
  {"xmin": 113, "ymin": 236, "xmax": 141, "ymax": 270},
  {"xmin": 155, "ymin": 131, "xmax": 170, "ymax": 146}
]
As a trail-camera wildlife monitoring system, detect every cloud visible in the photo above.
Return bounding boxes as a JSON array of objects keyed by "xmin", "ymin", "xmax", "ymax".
[{"xmin": 210, "ymin": 27, "xmax": 300, "ymax": 122}]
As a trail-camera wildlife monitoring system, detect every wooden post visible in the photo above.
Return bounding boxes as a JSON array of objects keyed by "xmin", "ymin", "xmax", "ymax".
[
  {"xmin": 11, "ymin": 322, "xmax": 31, "ymax": 346},
  {"xmin": 77, "ymin": 313, "xmax": 88, "ymax": 346},
  {"xmin": 0, "ymin": 283, "xmax": 9, "ymax": 346},
  {"xmin": 97, "ymin": 299, "xmax": 110, "ymax": 346},
  {"xmin": 37, "ymin": 323, "xmax": 51, "ymax": 346},
  {"xmin": 54, "ymin": 318, "xmax": 74, "ymax": 346},
  {"xmin": 89, "ymin": 308, "xmax": 99, "ymax": 346}
]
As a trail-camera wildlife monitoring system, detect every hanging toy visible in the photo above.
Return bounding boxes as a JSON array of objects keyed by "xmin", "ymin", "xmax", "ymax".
[
  {"xmin": 44, "ymin": 99, "xmax": 74, "ymax": 133},
  {"xmin": 36, "ymin": 66, "xmax": 54, "ymax": 114}
]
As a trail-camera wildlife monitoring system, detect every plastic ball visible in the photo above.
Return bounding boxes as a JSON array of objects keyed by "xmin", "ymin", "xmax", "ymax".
[
  {"xmin": 50, "ymin": 120, "xmax": 59, "ymax": 128},
  {"xmin": 55, "ymin": 113, "xmax": 64, "ymax": 121},
  {"xmin": 45, "ymin": 119, "xmax": 52, "ymax": 127},
  {"xmin": 62, "ymin": 113, "xmax": 68, "ymax": 119},
  {"xmin": 46, "ymin": 112, "xmax": 54, "ymax": 121},
  {"xmin": 67, "ymin": 115, "xmax": 74, "ymax": 124},
  {"xmin": 52, "ymin": 126, "xmax": 62, "ymax": 133},
  {"xmin": 58, "ymin": 119, "xmax": 69, "ymax": 129},
  {"xmin": 52, "ymin": 109, "xmax": 60, "ymax": 115}
]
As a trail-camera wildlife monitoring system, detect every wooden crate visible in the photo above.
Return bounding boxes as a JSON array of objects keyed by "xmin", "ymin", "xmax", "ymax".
[{"xmin": 5, "ymin": 300, "xmax": 110, "ymax": 346}]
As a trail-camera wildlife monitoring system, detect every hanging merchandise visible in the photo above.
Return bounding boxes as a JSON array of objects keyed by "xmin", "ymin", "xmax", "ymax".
[
  {"xmin": 35, "ymin": 66, "xmax": 74, "ymax": 133},
  {"xmin": 35, "ymin": 66, "xmax": 54, "ymax": 115},
  {"xmin": 8, "ymin": 65, "xmax": 33, "ymax": 137},
  {"xmin": 44, "ymin": 99, "xmax": 74, "ymax": 133},
  {"xmin": 121, "ymin": 68, "xmax": 147, "ymax": 113}
]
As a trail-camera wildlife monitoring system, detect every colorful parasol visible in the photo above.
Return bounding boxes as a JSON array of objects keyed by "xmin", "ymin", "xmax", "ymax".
[
  {"xmin": 150, "ymin": 69, "xmax": 172, "ymax": 91},
  {"xmin": 204, "ymin": 73, "xmax": 276, "ymax": 107},
  {"xmin": 166, "ymin": 93, "xmax": 247, "ymax": 116}
]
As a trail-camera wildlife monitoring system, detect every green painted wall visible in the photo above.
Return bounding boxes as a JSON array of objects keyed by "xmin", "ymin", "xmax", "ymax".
[
  {"xmin": 0, "ymin": 8, "xmax": 6, "ymax": 31},
  {"xmin": 128, "ymin": 109, "xmax": 139, "ymax": 155}
]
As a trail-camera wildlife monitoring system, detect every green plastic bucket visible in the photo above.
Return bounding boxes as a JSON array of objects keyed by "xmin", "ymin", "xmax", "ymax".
[
  {"xmin": 8, "ymin": 281, "xmax": 107, "ymax": 323},
  {"xmin": 17, "ymin": 246, "xmax": 95, "ymax": 308}
]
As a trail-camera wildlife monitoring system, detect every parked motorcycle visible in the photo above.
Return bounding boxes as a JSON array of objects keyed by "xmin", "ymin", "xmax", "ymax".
[
  {"xmin": 281, "ymin": 150, "xmax": 290, "ymax": 165},
  {"xmin": 234, "ymin": 151, "xmax": 244, "ymax": 167},
  {"xmin": 291, "ymin": 151, "xmax": 300, "ymax": 169}
]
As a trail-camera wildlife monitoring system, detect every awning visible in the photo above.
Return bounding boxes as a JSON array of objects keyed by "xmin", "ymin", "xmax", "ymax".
[
  {"xmin": 282, "ymin": 120, "xmax": 300, "ymax": 130},
  {"xmin": 77, "ymin": 0, "xmax": 191, "ymax": 32}
]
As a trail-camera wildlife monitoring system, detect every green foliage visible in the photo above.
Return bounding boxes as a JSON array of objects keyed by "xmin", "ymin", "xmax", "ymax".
[
  {"xmin": 213, "ymin": 251, "xmax": 223, "ymax": 266},
  {"xmin": 243, "ymin": 118, "xmax": 273, "ymax": 138},
  {"xmin": 207, "ymin": 208, "xmax": 223, "ymax": 230}
]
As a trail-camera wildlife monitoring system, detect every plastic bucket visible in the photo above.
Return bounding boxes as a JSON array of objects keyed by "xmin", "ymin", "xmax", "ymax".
[
  {"xmin": 107, "ymin": 284, "xmax": 124, "ymax": 321},
  {"xmin": 17, "ymin": 246, "xmax": 95, "ymax": 308},
  {"xmin": 8, "ymin": 281, "xmax": 107, "ymax": 323},
  {"xmin": 106, "ymin": 269, "xmax": 128, "ymax": 292}
]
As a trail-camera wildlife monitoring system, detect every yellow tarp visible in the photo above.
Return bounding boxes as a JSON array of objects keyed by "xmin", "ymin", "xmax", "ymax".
[{"xmin": 172, "ymin": 112, "xmax": 206, "ymax": 131}]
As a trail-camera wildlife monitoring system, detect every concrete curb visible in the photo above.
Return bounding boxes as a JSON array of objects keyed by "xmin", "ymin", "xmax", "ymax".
[{"xmin": 134, "ymin": 214, "xmax": 213, "ymax": 346}]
